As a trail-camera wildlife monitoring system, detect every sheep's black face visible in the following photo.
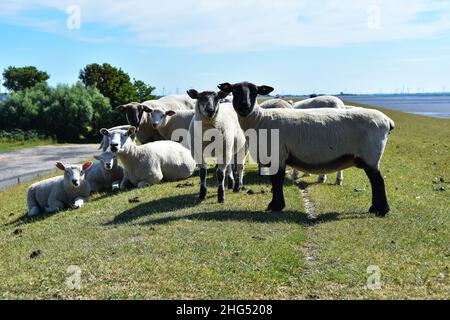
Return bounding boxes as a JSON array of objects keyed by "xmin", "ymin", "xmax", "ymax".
[
  {"xmin": 116, "ymin": 103, "xmax": 144, "ymax": 128},
  {"xmin": 218, "ymin": 82, "xmax": 274, "ymax": 117},
  {"xmin": 187, "ymin": 90, "xmax": 229, "ymax": 120}
]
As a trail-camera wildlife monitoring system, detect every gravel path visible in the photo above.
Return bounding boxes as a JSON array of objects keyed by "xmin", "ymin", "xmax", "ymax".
[{"xmin": 0, "ymin": 144, "xmax": 99, "ymax": 190}]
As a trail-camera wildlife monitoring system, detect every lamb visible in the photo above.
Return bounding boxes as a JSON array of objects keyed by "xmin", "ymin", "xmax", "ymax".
[
  {"xmin": 292, "ymin": 95, "xmax": 347, "ymax": 185},
  {"xmin": 260, "ymin": 98, "xmax": 293, "ymax": 109},
  {"xmin": 187, "ymin": 89, "xmax": 248, "ymax": 203},
  {"xmin": 116, "ymin": 95, "xmax": 194, "ymax": 144},
  {"xmin": 27, "ymin": 161, "xmax": 93, "ymax": 216},
  {"xmin": 100, "ymin": 126, "xmax": 196, "ymax": 189},
  {"xmin": 85, "ymin": 150, "xmax": 124, "ymax": 192},
  {"xmin": 218, "ymin": 81, "xmax": 394, "ymax": 216}
]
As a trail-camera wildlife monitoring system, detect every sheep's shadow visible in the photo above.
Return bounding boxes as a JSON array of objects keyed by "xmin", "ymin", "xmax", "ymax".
[
  {"xmin": 104, "ymin": 193, "xmax": 199, "ymax": 226},
  {"xmin": 137, "ymin": 208, "xmax": 371, "ymax": 227}
]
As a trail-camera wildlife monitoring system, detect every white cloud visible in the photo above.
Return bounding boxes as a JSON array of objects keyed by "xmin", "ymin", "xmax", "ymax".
[{"xmin": 1, "ymin": 0, "xmax": 450, "ymax": 52}]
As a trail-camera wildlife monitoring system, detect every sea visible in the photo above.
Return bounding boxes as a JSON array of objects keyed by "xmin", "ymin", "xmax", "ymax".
[{"xmin": 338, "ymin": 94, "xmax": 450, "ymax": 119}]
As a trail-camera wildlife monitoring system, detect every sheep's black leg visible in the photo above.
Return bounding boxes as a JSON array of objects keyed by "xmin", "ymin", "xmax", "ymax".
[
  {"xmin": 199, "ymin": 166, "xmax": 207, "ymax": 201},
  {"xmin": 364, "ymin": 166, "xmax": 389, "ymax": 216},
  {"xmin": 217, "ymin": 168, "xmax": 225, "ymax": 203},
  {"xmin": 227, "ymin": 165, "xmax": 235, "ymax": 190},
  {"xmin": 267, "ymin": 166, "xmax": 286, "ymax": 212}
]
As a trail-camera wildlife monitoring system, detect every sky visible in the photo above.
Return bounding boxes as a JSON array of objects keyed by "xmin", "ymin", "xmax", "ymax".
[{"xmin": 0, "ymin": 0, "xmax": 449, "ymax": 95}]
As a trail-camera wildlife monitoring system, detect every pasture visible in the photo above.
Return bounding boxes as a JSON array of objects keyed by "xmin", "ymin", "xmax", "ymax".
[{"xmin": 0, "ymin": 105, "xmax": 448, "ymax": 299}]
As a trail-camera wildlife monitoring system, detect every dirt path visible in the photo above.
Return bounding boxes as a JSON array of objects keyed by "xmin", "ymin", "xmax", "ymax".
[{"xmin": 0, "ymin": 144, "xmax": 99, "ymax": 190}]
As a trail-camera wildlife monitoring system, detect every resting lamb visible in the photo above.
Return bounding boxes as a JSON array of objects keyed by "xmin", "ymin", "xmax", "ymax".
[{"xmin": 27, "ymin": 162, "xmax": 93, "ymax": 216}]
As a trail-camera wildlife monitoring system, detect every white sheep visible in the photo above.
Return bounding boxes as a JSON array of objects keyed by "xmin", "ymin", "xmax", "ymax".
[
  {"xmin": 293, "ymin": 95, "xmax": 345, "ymax": 109},
  {"xmin": 85, "ymin": 150, "xmax": 124, "ymax": 192},
  {"xmin": 142, "ymin": 107, "xmax": 194, "ymax": 145},
  {"xmin": 116, "ymin": 95, "xmax": 194, "ymax": 144},
  {"xmin": 27, "ymin": 161, "xmax": 93, "ymax": 216},
  {"xmin": 187, "ymin": 89, "xmax": 248, "ymax": 203},
  {"xmin": 260, "ymin": 98, "xmax": 293, "ymax": 109},
  {"xmin": 218, "ymin": 81, "xmax": 394, "ymax": 216},
  {"xmin": 100, "ymin": 126, "xmax": 196, "ymax": 189},
  {"xmin": 291, "ymin": 95, "xmax": 348, "ymax": 185}
]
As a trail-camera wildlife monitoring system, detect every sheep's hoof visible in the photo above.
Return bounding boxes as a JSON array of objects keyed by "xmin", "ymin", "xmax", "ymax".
[
  {"xmin": 28, "ymin": 207, "xmax": 40, "ymax": 217},
  {"xmin": 233, "ymin": 185, "xmax": 242, "ymax": 193},
  {"xmin": 369, "ymin": 205, "xmax": 389, "ymax": 217},
  {"xmin": 227, "ymin": 179, "xmax": 235, "ymax": 190},
  {"xmin": 318, "ymin": 177, "xmax": 327, "ymax": 184},
  {"xmin": 335, "ymin": 180, "xmax": 343, "ymax": 186},
  {"xmin": 267, "ymin": 201, "xmax": 285, "ymax": 212}
]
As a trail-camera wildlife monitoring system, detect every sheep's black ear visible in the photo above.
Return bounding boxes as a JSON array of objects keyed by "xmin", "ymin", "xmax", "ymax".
[
  {"xmin": 217, "ymin": 91, "xmax": 230, "ymax": 100},
  {"xmin": 100, "ymin": 128, "xmax": 109, "ymax": 136},
  {"xmin": 187, "ymin": 89, "xmax": 198, "ymax": 99},
  {"xmin": 166, "ymin": 110, "xmax": 176, "ymax": 116},
  {"xmin": 218, "ymin": 83, "xmax": 233, "ymax": 93},
  {"xmin": 257, "ymin": 85, "xmax": 274, "ymax": 96},
  {"xmin": 116, "ymin": 105, "xmax": 126, "ymax": 112},
  {"xmin": 94, "ymin": 155, "xmax": 101, "ymax": 160}
]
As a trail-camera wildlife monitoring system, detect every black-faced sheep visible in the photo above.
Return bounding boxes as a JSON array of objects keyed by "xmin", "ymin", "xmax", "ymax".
[
  {"xmin": 187, "ymin": 89, "xmax": 248, "ymax": 203},
  {"xmin": 218, "ymin": 81, "xmax": 394, "ymax": 216}
]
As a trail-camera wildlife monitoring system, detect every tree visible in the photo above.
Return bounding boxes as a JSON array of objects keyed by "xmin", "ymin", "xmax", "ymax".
[
  {"xmin": 0, "ymin": 82, "xmax": 111, "ymax": 141},
  {"xmin": 133, "ymin": 79, "xmax": 156, "ymax": 101},
  {"xmin": 79, "ymin": 63, "xmax": 138, "ymax": 108},
  {"xmin": 2, "ymin": 66, "xmax": 50, "ymax": 91}
]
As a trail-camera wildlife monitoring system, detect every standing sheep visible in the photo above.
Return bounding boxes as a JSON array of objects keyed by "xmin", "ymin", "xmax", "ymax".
[
  {"xmin": 100, "ymin": 126, "xmax": 196, "ymax": 189},
  {"xmin": 85, "ymin": 151, "xmax": 124, "ymax": 192},
  {"xmin": 187, "ymin": 89, "xmax": 248, "ymax": 203},
  {"xmin": 292, "ymin": 95, "xmax": 347, "ymax": 185},
  {"xmin": 218, "ymin": 81, "xmax": 394, "ymax": 216},
  {"xmin": 27, "ymin": 162, "xmax": 93, "ymax": 216}
]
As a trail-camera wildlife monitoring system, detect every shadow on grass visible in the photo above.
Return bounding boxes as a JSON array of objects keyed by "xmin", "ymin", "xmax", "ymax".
[{"xmin": 104, "ymin": 193, "xmax": 199, "ymax": 225}]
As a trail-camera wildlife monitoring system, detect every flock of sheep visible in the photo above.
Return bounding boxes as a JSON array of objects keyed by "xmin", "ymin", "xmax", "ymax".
[{"xmin": 27, "ymin": 81, "xmax": 395, "ymax": 218}]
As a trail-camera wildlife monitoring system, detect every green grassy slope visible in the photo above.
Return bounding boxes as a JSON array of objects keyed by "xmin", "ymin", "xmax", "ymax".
[{"xmin": 0, "ymin": 105, "xmax": 448, "ymax": 299}]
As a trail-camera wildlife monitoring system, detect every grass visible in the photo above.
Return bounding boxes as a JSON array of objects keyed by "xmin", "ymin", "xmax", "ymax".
[
  {"xmin": 0, "ymin": 139, "xmax": 55, "ymax": 152},
  {"xmin": 0, "ymin": 105, "xmax": 448, "ymax": 299}
]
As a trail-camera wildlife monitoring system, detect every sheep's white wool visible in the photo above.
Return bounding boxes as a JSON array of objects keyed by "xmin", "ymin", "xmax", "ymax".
[
  {"xmin": 293, "ymin": 95, "xmax": 345, "ymax": 109},
  {"xmin": 27, "ymin": 163, "xmax": 91, "ymax": 216},
  {"xmin": 101, "ymin": 127, "xmax": 196, "ymax": 189},
  {"xmin": 260, "ymin": 99, "xmax": 293, "ymax": 109},
  {"xmin": 85, "ymin": 151, "xmax": 124, "ymax": 192},
  {"xmin": 238, "ymin": 105, "xmax": 394, "ymax": 172}
]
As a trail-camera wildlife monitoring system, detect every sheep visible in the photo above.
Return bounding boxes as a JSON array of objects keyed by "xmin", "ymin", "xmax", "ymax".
[
  {"xmin": 85, "ymin": 150, "xmax": 124, "ymax": 192},
  {"xmin": 292, "ymin": 95, "xmax": 347, "ymax": 185},
  {"xmin": 27, "ymin": 161, "xmax": 93, "ymax": 216},
  {"xmin": 100, "ymin": 126, "xmax": 196, "ymax": 189},
  {"xmin": 186, "ymin": 89, "xmax": 248, "ymax": 203},
  {"xmin": 116, "ymin": 95, "xmax": 194, "ymax": 144},
  {"xmin": 260, "ymin": 98, "xmax": 293, "ymax": 109},
  {"xmin": 159, "ymin": 95, "xmax": 196, "ymax": 109},
  {"xmin": 218, "ymin": 81, "xmax": 394, "ymax": 216},
  {"xmin": 293, "ymin": 95, "xmax": 345, "ymax": 109}
]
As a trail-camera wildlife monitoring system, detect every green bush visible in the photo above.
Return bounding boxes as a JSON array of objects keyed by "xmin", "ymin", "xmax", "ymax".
[{"xmin": 0, "ymin": 82, "xmax": 120, "ymax": 142}]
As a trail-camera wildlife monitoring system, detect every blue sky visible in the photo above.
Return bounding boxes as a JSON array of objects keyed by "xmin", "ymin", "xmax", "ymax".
[{"xmin": 0, "ymin": 0, "xmax": 449, "ymax": 95}]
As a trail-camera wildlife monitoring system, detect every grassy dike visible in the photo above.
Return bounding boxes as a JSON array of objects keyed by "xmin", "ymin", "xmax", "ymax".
[{"xmin": 0, "ymin": 105, "xmax": 448, "ymax": 299}]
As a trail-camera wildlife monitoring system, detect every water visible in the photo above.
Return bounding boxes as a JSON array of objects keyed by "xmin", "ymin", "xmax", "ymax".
[{"xmin": 339, "ymin": 94, "xmax": 450, "ymax": 119}]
